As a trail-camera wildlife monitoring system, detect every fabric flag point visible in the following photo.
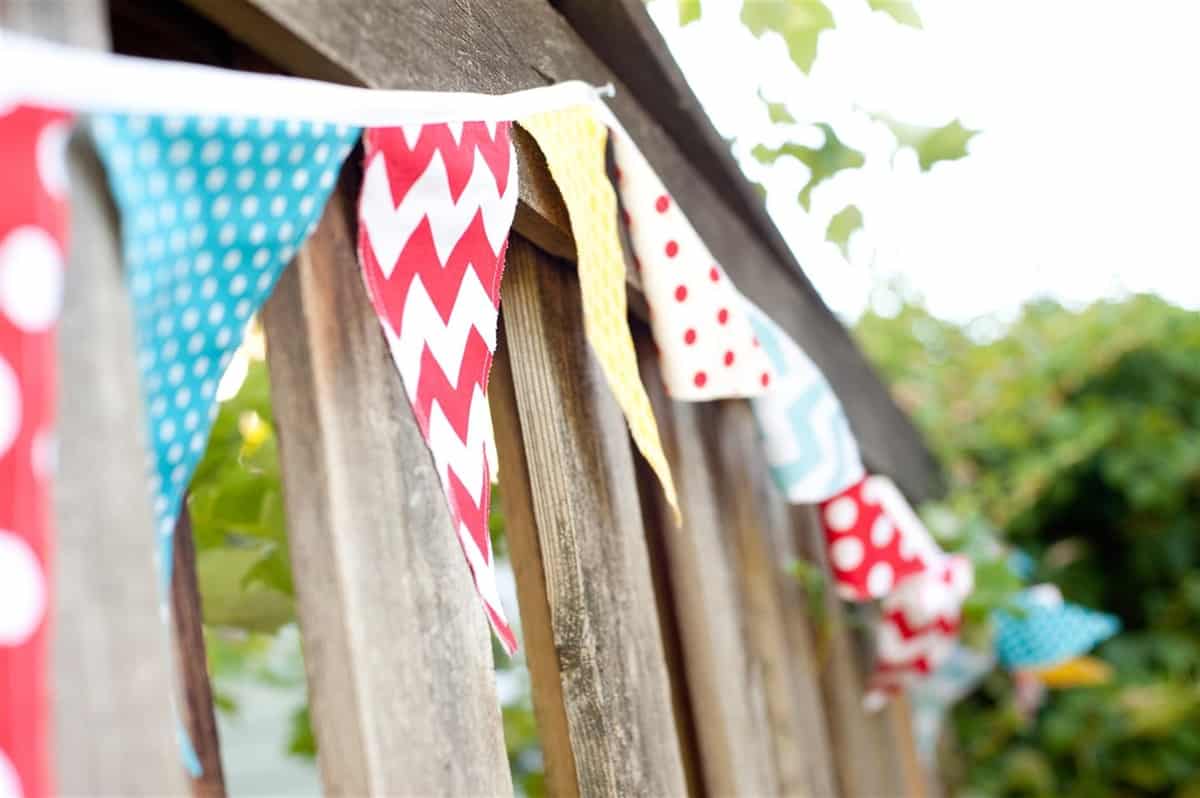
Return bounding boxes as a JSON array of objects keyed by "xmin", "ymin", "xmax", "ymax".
[
  {"xmin": 608, "ymin": 128, "xmax": 774, "ymax": 400},
  {"xmin": 356, "ymin": 121, "xmax": 518, "ymax": 654},
  {"xmin": 865, "ymin": 553, "xmax": 974, "ymax": 707},
  {"xmin": 741, "ymin": 298, "xmax": 865, "ymax": 503},
  {"xmin": 0, "ymin": 103, "xmax": 72, "ymax": 798},
  {"xmin": 519, "ymin": 106, "xmax": 680, "ymax": 524},
  {"xmin": 819, "ymin": 475, "xmax": 937, "ymax": 601},
  {"xmin": 994, "ymin": 585, "xmax": 1120, "ymax": 669}
]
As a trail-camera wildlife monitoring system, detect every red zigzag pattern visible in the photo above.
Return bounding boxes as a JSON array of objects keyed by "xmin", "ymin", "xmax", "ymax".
[{"xmin": 358, "ymin": 122, "xmax": 519, "ymax": 653}]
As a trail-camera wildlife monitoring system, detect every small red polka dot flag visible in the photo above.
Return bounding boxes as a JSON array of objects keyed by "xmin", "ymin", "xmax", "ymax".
[
  {"xmin": 819, "ymin": 474, "xmax": 941, "ymax": 601},
  {"xmin": 0, "ymin": 103, "xmax": 72, "ymax": 798},
  {"xmin": 608, "ymin": 128, "xmax": 776, "ymax": 401}
]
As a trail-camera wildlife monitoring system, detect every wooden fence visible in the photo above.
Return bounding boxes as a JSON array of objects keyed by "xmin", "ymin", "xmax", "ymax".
[{"xmin": 7, "ymin": 0, "xmax": 943, "ymax": 795}]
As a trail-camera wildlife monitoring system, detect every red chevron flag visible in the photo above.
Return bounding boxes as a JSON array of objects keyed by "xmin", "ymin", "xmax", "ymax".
[
  {"xmin": 865, "ymin": 554, "xmax": 973, "ymax": 708},
  {"xmin": 357, "ymin": 122, "xmax": 519, "ymax": 653}
]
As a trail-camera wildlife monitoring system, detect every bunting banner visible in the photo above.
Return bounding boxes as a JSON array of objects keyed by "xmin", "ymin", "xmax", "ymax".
[
  {"xmin": 518, "ymin": 107, "xmax": 680, "ymax": 522},
  {"xmin": 864, "ymin": 553, "xmax": 974, "ymax": 708},
  {"xmin": 357, "ymin": 121, "xmax": 519, "ymax": 653},
  {"xmin": 819, "ymin": 475, "xmax": 939, "ymax": 600},
  {"xmin": 608, "ymin": 127, "xmax": 775, "ymax": 400},
  {"xmin": 908, "ymin": 645, "xmax": 995, "ymax": 761},
  {"xmin": 0, "ymin": 103, "xmax": 71, "ymax": 798},
  {"xmin": 994, "ymin": 584, "xmax": 1120, "ymax": 669},
  {"xmin": 741, "ymin": 298, "xmax": 865, "ymax": 503}
]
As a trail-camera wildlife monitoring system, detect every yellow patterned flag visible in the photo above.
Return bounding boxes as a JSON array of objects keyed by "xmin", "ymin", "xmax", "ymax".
[{"xmin": 520, "ymin": 106, "xmax": 680, "ymax": 522}]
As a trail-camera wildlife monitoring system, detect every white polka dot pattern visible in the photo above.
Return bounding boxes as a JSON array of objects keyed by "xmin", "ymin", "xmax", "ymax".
[{"xmin": 90, "ymin": 113, "xmax": 359, "ymax": 591}]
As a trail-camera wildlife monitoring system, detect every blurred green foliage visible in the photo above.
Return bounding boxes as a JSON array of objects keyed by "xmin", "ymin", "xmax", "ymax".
[
  {"xmin": 683, "ymin": 0, "xmax": 977, "ymax": 255},
  {"xmin": 856, "ymin": 295, "xmax": 1200, "ymax": 797}
]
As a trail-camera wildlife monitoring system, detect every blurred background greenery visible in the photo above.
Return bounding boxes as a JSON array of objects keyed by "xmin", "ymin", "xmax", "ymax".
[{"xmin": 187, "ymin": 2, "xmax": 1200, "ymax": 796}]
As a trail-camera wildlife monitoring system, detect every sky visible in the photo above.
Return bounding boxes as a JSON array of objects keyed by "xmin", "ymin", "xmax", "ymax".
[{"xmin": 647, "ymin": 0, "xmax": 1200, "ymax": 324}]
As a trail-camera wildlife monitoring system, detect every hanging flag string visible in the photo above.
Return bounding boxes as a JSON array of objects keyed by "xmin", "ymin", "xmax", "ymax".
[{"xmin": 0, "ymin": 32, "xmax": 611, "ymax": 127}]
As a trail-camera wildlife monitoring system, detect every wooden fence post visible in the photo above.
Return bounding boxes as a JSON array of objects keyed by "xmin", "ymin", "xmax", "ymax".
[
  {"xmin": 489, "ymin": 237, "xmax": 687, "ymax": 797},
  {"xmin": 0, "ymin": 1, "xmax": 194, "ymax": 790},
  {"xmin": 261, "ymin": 172, "xmax": 512, "ymax": 796}
]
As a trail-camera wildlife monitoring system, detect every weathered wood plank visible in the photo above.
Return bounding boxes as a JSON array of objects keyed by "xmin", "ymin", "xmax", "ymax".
[
  {"xmin": 489, "ymin": 337, "xmax": 581, "ymax": 798},
  {"xmin": 793, "ymin": 504, "xmax": 912, "ymax": 798},
  {"xmin": 493, "ymin": 237, "xmax": 686, "ymax": 797},
  {"xmin": 706, "ymin": 401, "xmax": 840, "ymax": 798},
  {"xmin": 0, "ymin": 2, "xmax": 195, "ymax": 791},
  {"xmin": 636, "ymin": 339, "xmax": 780, "ymax": 798},
  {"xmin": 261, "ymin": 170, "xmax": 512, "ymax": 796},
  {"xmin": 171, "ymin": 507, "xmax": 227, "ymax": 798},
  {"xmin": 179, "ymin": 0, "xmax": 940, "ymax": 502}
]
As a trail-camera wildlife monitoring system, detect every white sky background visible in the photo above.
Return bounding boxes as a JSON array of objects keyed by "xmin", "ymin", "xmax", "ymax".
[{"xmin": 647, "ymin": 0, "xmax": 1200, "ymax": 324}]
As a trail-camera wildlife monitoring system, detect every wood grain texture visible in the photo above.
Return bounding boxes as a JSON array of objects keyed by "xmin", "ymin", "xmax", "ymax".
[
  {"xmin": 706, "ymin": 401, "xmax": 840, "ymax": 798},
  {"xmin": 489, "ymin": 336, "xmax": 582, "ymax": 798},
  {"xmin": 637, "ymin": 339, "xmax": 779, "ymax": 798},
  {"xmin": 0, "ymin": 2, "xmax": 195, "ymax": 791},
  {"xmin": 496, "ymin": 237, "xmax": 687, "ymax": 797},
  {"xmin": 793, "ymin": 504, "xmax": 911, "ymax": 798},
  {"xmin": 179, "ymin": 0, "xmax": 940, "ymax": 502},
  {"xmin": 261, "ymin": 172, "xmax": 511, "ymax": 796},
  {"xmin": 171, "ymin": 508, "xmax": 228, "ymax": 798}
]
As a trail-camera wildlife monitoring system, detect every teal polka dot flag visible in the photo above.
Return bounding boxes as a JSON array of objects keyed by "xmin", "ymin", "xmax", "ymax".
[
  {"xmin": 91, "ymin": 113, "xmax": 359, "ymax": 590},
  {"xmin": 994, "ymin": 588, "xmax": 1120, "ymax": 669}
]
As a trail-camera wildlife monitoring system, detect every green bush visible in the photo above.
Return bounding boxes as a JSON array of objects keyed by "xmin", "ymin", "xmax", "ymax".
[{"xmin": 856, "ymin": 295, "xmax": 1200, "ymax": 797}]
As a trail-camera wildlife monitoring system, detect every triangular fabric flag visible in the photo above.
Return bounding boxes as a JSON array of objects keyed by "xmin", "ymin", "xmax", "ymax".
[
  {"xmin": 741, "ymin": 298, "xmax": 865, "ymax": 502},
  {"xmin": 819, "ymin": 475, "xmax": 939, "ymax": 600},
  {"xmin": 356, "ymin": 121, "xmax": 518, "ymax": 653},
  {"xmin": 994, "ymin": 585, "xmax": 1120, "ymax": 669},
  {"xmin": 865, "ymin": 553, "xmax": 973, "ymax": 709},
  {"xmin": 908, "ymin": 645, "xmax": 995, "ymax": 762},
  {"xmin": 608, "ymin": 130, "xmax": 775, "ymax": 399},
  {"xmin": 91, "ymin": 113, "xmax": 359, "ymax": 590},
  {"xmin": 91, "ymin": 112, "xmax": 359, "ymax": 774},
  {"xmin": 0, "ymin": 103, "xmax": 71, "ymax": 798},
  {"xmin": 519, "ymin": 107, "xmax": 680, "ymax": 522}
]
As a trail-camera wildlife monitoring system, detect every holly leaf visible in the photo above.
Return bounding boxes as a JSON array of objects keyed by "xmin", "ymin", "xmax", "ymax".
[
  {"xmin": 678, "ymin": 0, "xmax": 701, "ymax": 25},
  {"xmin": 877, "ymin": 115, "xmax": 979, "ymax": 170},
  {"xmin": 752, "ymin": 123, "xmax": 864, "ymax": 208},
  {"xmin": 741, "ymin": 0, "xmax": 835, "ymax": 74},
  {"xmin": 868, "ymin": 0, "xmax": 922, "ymax": 28},
  {"xmin": 826, "ymin": 205, "xmax": 863, "ymax": 254}
]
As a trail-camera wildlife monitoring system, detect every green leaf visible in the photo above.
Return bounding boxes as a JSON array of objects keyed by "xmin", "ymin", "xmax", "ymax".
[
  {"xmin": 876, "ymin": 115, "xmax": 978, "ymax": 170},
  {"xmin": 678, "ymin": 0, "xmax": 701, "ymax": 25},
  {"xmin": 826, "ymin": 204, "xmax": 863, "ymax": 254},
  {"xmin": 867, "ymin": 0, "xmax": 922, "ymax": 28},
  {"xmin": 752, "ymin": 123, "xmax": 864, "ymax": 208},
  {"xmin": 760, "ymin": 90, "xmax": 796, "ymax": 124},
  {"xmin": 198, "ymin": 546, "xmax": 295, "ymax": 633},
  {"xmin": 741, "ymin": 0, "xmax": 835, "ymax": 73}
]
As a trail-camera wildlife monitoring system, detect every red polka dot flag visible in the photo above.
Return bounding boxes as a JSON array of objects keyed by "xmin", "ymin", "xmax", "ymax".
[
  {"xmin": 609, "ymin": 127, "xmax": 776, "ymax": 401},
  {"xmin": 0, "ymin": 103, "xmax": 72, "ymax": 798}
]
